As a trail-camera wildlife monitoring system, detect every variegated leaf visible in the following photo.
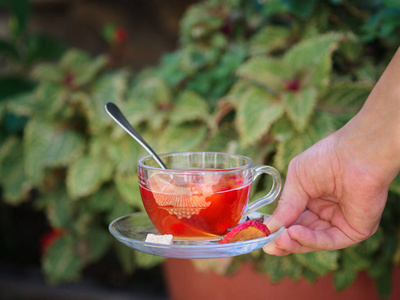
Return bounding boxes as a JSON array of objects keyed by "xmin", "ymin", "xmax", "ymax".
[
  {"xmin": 31, "ymin": 63, "xmax": 64, "ymax": 83},
  {"xmin": 294, "ymin": 250, "xmax": 339, "ymax": 276},
  {"xmin": 157, "ymin": 124, "xmax": 207, "ymax": 153},
  {"xmin": 127, "ymin": 76, "xmax": 171, "ymax": 105},
  {"xmin": 44, "ymin": 188, "xmax": 73, "ymax": 228},
  {"xmin": 114, "ymin": 171, "xmax": 144, "ymax": 209},
  {"xmin": 60, "ymin": 49, "xmax": 91, "ymax": 70},
  {"xmin": 205, "ymin": 124, "xmax": 237, "ymax": 152},
  {"xmin": 74, "ymin": 55, "xmax": 108, "ymax": 87},
  {"xmin": 0, "ymin": 137, "xmax": 31, "ymax": 203},
  {"xmin": 66, "ymin": 154, "xmax": 114, "ymax": 199},
  {"xmin": 43, "ymin": 235, "xmax": 83, "ymax": 284},
  {"xmin": 86, "ymin": 226, "xmax": 111, "ymax": 263},
  {"xmin": 122, "ymin": 98, "xmax": 156, "ymax": 127},
  {"xmin": 225, "ymin": 80, "xmax": 254, "ymax": 108},
  {"xmin": 283, "ymin": 33, "xmax": 343, "ymax": 72},
  {"xmin": 87, "ymin": 70, "xmax": 129, "ymax": 133},
  {"xmin": 170, "ymin": 90, "xmax": 210, "ymax": 125},
  {"xmin": 24, "ymin": 119, "xmax": 85, "ymax": 185},
  {"xmin": 319, "ymin": 82, "xmax": 371, "ymax": 128},
  {"xmin": 250, "ymin": 25, "xmax": 291, "ymax": 55},
  {"xmin": 283, "ymin": 87, "xmax": 318, "ymax": 132},
  {"xmin": 236, "ymin": 86, "xmax": 284, "ymax": 147},
  {"xmin": 107, "ymin": 136, "xmax": 145, "ymax": 173},
  {"xmin": 274, "ymin": 112, "xmax": 335, "ymax": 172},
  {"xmin": 34, "ymin": 82, "xmax": 68, "ymax": 118},
  {"xmin": 236, "ymin": 57, "xmax": 291, "ymax": 92}
]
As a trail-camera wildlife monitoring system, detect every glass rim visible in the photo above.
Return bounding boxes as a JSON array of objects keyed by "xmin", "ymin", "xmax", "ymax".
[{"xmin": 137, "ymin": 151, "xmax": 253, "ymax": 173}]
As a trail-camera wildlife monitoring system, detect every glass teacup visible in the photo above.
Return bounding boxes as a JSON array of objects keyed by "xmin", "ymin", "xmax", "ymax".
[{"xmin": 138, "ymin": 152, "xmax": 281, "ymax": 238}]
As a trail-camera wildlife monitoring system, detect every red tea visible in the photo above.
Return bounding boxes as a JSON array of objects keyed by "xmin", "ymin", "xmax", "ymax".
[{"xmin": 139, "ymin": 173, "xmax": 251, "ymax": 237}]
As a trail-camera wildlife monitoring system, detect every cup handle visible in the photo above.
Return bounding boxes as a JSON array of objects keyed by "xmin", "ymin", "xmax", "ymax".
[{"xmin": 244, "ymin": 165, "xmax": 282, "ymax": 216}]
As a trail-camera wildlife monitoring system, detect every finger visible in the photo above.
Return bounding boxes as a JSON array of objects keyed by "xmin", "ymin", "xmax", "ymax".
[
  {"xmin": 263, "ymin": 229, "xmax": 291, "ymax": 256},
  {"xmin": 265, "ymin": 166, "xmax": 309, "ymax": 232},
  {"xmin": 285, "ymin": 225, "xmax": 357, "ymax": 251}
]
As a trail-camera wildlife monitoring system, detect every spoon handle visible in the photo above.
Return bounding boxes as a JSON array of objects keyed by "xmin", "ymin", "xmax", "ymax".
[{"xmin": 105, "ymin": 102, "xmax": 168, "ymax": 169}]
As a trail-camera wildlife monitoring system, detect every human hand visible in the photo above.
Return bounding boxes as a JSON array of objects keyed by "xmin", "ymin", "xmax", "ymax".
[{"xmin": 263, "ymin": 130, "xmax": 393, "ymax": 255}]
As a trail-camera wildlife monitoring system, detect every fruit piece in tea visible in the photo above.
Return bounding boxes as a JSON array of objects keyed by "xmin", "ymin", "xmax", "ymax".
[{"xmin": 219, "ymin": 218, "xmax": 270, "ymax": 244}]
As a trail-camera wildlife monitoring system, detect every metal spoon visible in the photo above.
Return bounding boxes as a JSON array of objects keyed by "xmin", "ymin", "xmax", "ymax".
[{"xmin": 105, "ymin": 102, "xmax": 167, "ymax": 169}]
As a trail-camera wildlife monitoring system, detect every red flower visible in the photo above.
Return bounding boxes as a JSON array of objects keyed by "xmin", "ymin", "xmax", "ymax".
[
  {"xmin": 114, "ymin": 27, "xmax": 128, "ymax": 44},
  {"xmin": 40, "ymin": 228, "xmax": 65, "ymax": 255}
]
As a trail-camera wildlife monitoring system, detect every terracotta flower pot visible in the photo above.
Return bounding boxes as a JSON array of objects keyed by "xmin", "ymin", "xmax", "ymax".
[{"xmin": 163, "ymin": 258, "xmax": 400, "ymax": 300}]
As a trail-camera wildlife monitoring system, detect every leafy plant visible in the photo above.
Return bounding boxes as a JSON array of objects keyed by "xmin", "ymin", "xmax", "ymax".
[{"xmin": 1, "ymin": 0, "xmax": 400, "ymax": 298}]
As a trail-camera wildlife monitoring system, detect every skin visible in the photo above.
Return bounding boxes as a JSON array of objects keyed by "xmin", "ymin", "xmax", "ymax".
[{"xmin": 263, "ymin": 47, "xmax": 400, "ymax": 255}]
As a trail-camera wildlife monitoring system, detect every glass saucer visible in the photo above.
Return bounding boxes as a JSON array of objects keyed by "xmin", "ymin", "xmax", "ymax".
[{"xmin": 109, "ymin": 211, "xmax": 284, "ymax": 259}]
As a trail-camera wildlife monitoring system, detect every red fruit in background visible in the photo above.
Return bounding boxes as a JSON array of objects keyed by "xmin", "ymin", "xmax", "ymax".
[
  {"xmin": 219, "ymin": 219, "xmax": 270, "ymax": 244},
  {"xmin": 40, "ymin": 228, "xmax": 65, "ymax": 254}
]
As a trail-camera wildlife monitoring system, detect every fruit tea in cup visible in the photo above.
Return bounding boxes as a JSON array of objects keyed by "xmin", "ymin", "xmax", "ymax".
[{"xmin": 138, "ymin": 152, "xmax": 281, "ymax": 238}]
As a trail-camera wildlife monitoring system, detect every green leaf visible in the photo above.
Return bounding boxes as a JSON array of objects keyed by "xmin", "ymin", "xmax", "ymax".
[
  {"xmin": 67, "ymin": 154, "xmax": 114, "ymax": 199},
  {"xmin": 170, "ymin": 90, "xmax": 210, "ymax": 125},
  {"xmin": 114, "ymin": 172, "xmax": 144, "ymax": 209},
  {"xmin": 74, "ymin": 55, "xmax": 108, "ymax": 87},
  {"xmin": 31, "ymin": 63, "xmax": 65, "ymax": 83},
  {"xmin": 0, "ymin": 38, "xmax": 19, "ymax": 60},
  {"xmin": 205, "ymin": 125, "xmax": 237, "ymax": 152},
  {"xmin": 0, "ymin": 76, "xmax": 34, "ymax": 101},
  {"xmin": 236, "ymin": 57, "xmax": 290, "ymax": 92},
  {"xmin": 373, "ymin": 265, "xmax": 393, "ymax": 299},
  {"xmin": 45, "ymin": 189, "xmax": 73, "ymax": 228},
  {"xmin": 86, "ymin": 187, "xmax": 119, "ymax": 213},
  {"xmin": 259, "ymin": 255, "xmax": 303, "ymax": 282},
  {"xmin": 122, "ymin": 98, "xmax": 156, "ymax": 126},
  {"xmin": 42, "ymin": 235, "xmax": 83, "ymax": 284},
  {"xmin": 333, "ymin": 268, "xmax": 358, "ymax": 291},
  {"xmin": 157, "ymin": 124, "xmax": 208, "ymax": 153},
  {"xmin": 24, "ymin": 119, "xmax": 85, "ymax": 185},
  {"xmin": 250, "ymin": 26, "xmax": 291, "ymax": 55},
  {"xmin": 274, "ymin": 112, "xmax": 335, "ymax": 172},
  {"xmin": 87, "ymin": 70, "xmax": 129, "ymax": 133},
  {"xmin": 294, "ymin": 250, "xmax": 339, "ymax": 276},
  {"xmin": 25, "ymin": 34, "xmax": 67, "ymax": 65},
  {"xmin": 114, "ymin": 240, "xmax": 135, "ymax": 274},
  {"xmin": 60, "ymin": 49, "xmax": 91, "ymax": 70},
  {"xmin": 86, "ymin": 226, "xmax": 111, "ymax": 263},
  {"xmin": 107, "ymin": 200, "xmax": 134, "ymax": 224},
  {"xmin": 33, "ymin": 82, "xmax": 68, "ymax": 118},
  {"xmin": 390, "ymin": 173, "xmax": 400, "ymax": 195},
  {"xmin": 287, "ymin": 0, "xmax": 318, "ymax": 16},
  {"xmin": 107, "ymin": 136, "xmax": 144, "ymax": 173},
  {"xmin": 319, "ymin": 82, "xmax": 372, "ymax": 128},
  {"xmin": 225, "ymin": 80, "xmax": 254, "ymax": 108},
  {"xmin": 283, "ymin": 33, "xmax": 343, "ymax": 73},
  {"xmin": 135, "ymin": 251, "xmax": 165, "ymax": 269},
  {"xmin": 283, "ymin": 87, "xmax": 318, "ymax": 132},
  {"xmin": 0, "ymin": 137, "xmax": 31, "ymax": 203},
  {"xmin": 5, "ymin": 91, "xmax": 40, "ymax": 117},
  {"xmin": 236, "ymin": 86, "xmax": 284, "ymax": 147},
  {"xmin": 127, "ymin": 76, "xmax": 172, "ymax": 105}
]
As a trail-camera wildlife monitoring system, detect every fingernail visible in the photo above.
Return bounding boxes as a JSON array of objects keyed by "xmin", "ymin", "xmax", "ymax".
[{"xmin": 264, "ymin": 216, "xmax": 283, "ymax": 233}]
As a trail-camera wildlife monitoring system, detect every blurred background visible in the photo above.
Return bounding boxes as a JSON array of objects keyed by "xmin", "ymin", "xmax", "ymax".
[{"xmin": 1, "ymin": 0, "xmax": 400, "ymax": 299}]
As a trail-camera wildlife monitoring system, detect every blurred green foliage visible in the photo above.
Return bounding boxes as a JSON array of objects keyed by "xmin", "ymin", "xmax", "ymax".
[{"xmin": 1, "ymin": 0, "xmax": 400, "ymax": 298}]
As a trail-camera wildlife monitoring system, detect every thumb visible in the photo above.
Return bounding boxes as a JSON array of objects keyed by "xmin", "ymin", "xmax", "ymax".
[{"xmin": 264, "ymin": 174, "xmax": 308, "ymax": 233}]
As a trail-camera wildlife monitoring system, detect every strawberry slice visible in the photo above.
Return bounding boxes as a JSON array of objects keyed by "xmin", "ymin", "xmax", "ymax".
[{"xmin": 218, "ymin": 219, "xmax": 270, "ymax": 244}]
